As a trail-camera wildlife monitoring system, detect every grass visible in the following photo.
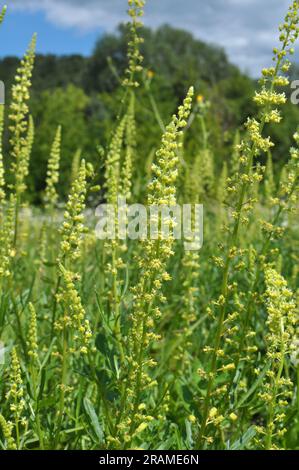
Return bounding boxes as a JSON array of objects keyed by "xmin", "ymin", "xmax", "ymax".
[{"xmin": 0, "ymin": 0, "xmax": 298, "ymax": 451}]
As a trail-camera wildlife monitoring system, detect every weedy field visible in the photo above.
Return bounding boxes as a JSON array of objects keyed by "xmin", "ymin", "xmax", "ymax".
[{"xmin": 0, "ymin": 0, "xmax": 299, "ymax": 451}]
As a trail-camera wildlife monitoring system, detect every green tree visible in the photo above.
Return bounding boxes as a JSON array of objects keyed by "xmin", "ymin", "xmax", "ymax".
[{"xmin": 29, "ymin": 85, "xmax": 90, "ymax": 202}]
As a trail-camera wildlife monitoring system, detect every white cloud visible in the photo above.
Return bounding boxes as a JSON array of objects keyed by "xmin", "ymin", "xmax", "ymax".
[
  {"xmin": 11, "ymin": 0, "xmax": 127, "ymax": 31},
  {"xmin": 10, "ymin": 0, "xmax": 295, "ymax": 76}
]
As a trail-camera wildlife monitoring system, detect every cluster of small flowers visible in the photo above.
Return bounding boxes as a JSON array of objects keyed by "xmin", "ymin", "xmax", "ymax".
[
  {"xmin": 16, "ymin": 115, "xmax": 35, "ymax": 196},
  {"xmin": 0, "ymin": 413, "xmax": 17, "ymax": 450},
  {"xmin": 45, "ymin": 126, "xmax": 62, "ymax": 210},
  {"xmin": 226, "ymin": 163, "xmax": 265, "ymax": 234},
  {"xmin": 260, "ymin": 130, "xmax": 299, "ymax": 242},
  {"xmin": 121, "ymin": 97, "xmax": 136, "ymax": 201},
  {"xmin": 9, "ymin": 35, "xmax": 36, "ymax": 196},
  {"xmin": 27, "ymin": 303, "xmax": 38, "ymax": 361},
  {"xmin": 59, "ymin": 160, "xmax": 87, "ymax": 262},
  {"xmin": 0, "ymin": 108, "xmax": 15, "ymax": 281},
  {"xmin": 107, "ymin": 406, "xmax": 156, "ymax": 448},
  {"xmin": 226, "ymin": 1, "xmax": 299, "ymax": 222},
  {"xmin": 257, "ymin": 1, "xmax": 299, "ymax": 122},
  {"xmin": 55, "ymin": 266, "xmax": 92, "ymax": 355},
  {"xmin": 264, "ymin": 267, "xmax": 297, "ymax": 363},
  {"xmin": 245, "ymin": 118, "xmax": 274, "ymax": 154},
  {"xmin": 0, "ymin": 197, "xmax": 15, "ymax": 281},
  {"xmin": 105, "ymin": 117, "xmax": 126, "ymax": 208},
  {"xmin": 256, "ymin": 267, "xmax": 297, "ymax": 449},
  {"xmin": 123, "ymin": 0, "xmax": 146, "ymax": 88},
  {"xmin": 5, "ymin": 348, "xmax": 27, "ymax": 428}
]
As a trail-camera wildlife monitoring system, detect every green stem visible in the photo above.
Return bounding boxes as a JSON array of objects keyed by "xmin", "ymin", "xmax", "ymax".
[
  {"xmin": 13, "ymin": 193, "xmax": 20, "ymax": 248},
  {"xmin": 265, "ymin": 320, "xmax": 285, "ymax": 450},
  {"xmin": 111, "ymin": 244, "xmax": 125, "ymax": 364},
  {"xmin": 196, "ymin": 35, "xmax": 290, "ymax": 447},
  {"xmin": 144, "ymin": 81, "xmax": 165, "ymax": 133},
  {"xmin": 231, "ymin": 172, "xmax": 299, "ymax": 396},
  {"xmin": 54, "ymin": 327, "xmax": 68, "ymax": 448},
  {"xmin": 31, "ymin": 364, "xmax": 44, "ymax": 449}
]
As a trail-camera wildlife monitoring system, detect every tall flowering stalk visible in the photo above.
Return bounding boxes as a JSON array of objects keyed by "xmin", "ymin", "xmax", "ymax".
[
  {"xmin": 51, "ymin": 158, "xmax": 87, "ymax": 328},
  {"xmin": 103, "ymin": 117, "xmax": 127, "ymax": 361},
  {"xmin": 215, "ymin": 161, "xmax": 228, "ymax": 236},
  {"xmin": 176, "ymin": 246, "xmax": 200, "ymax": 371},
  {"xmin": 52, "ymin": 160, "xmax": 92, "ymax": 445},
  {"xmin": 100, "ymin": 0, "xmax": 145, "ymax": 376},
  {"xmin": 27, "ymin": 303, "xmax": 38, "ymax": 361},
  {"xmin": 53, "ymin": 264, "xmax": 92, "ymax": 446},
  {"xmin": 232, "ymin": 129, "xmax": 299, "ymax": 392},
  {"xmin": 58, "ymin": 160, "xmax": 87, "ymax": 264},
  {"xmin": 196, "ymin": 2, "xmax": 299, "ymax": 448},
  {"xmin": 117, "ymin": 0, "xmax": 145, "ymax": 123},
  {"xmin": 5, "ymin": 348, "xmax": 26, "ymax": 449},
  {"xmin": 0, "ymin": 106, "xmax": 12, "ymax": 294},
  {"xmin": 44, "ymin": 126, "xmax": 62, "ymax": 268},
  {"xmin": 23, "ymin": 114, "xmax": 35, "ymax": 179},
  {"xmin": 0, "ymin": 196, "xmax": 15, "ymax": 292},
  {"xmin": 121, "ymin": 95, "xmax": 136, "ymax": 201},
  {"xmin": 9, "ymin": 35, "xmax": 36, "ymax": 245},
  {"xmin": 51, "ymin": 159, "xmax": 88, "ymax": 334},
  {"xmin": 26, "ymin": 302, "xmax": 45, "ymax": 448},
  {"xmin": 123, "ymin": 0, "xmax": 145, "ymax": 89},
  {"xmin": 45, "ymin": 125, "xmax": 61, "ymax": 211},
  {"xmin": 0, "ymin": 104, "xmax": 5, "ymax": 208},
  {"xmin": 70, "ymin": 148, "xmax": 81, "ymax": 187},
  {"xmin": 103, "ymin": 98, "xmax": 137, "ymax": 366},
  {"xmin": 105, "ymin": 118, "xmax": 126, "ymax": 209},
  {"xmin": 0, "ymin": 104, "xmax": 8, "ymax": 292},
  {"xmin": 112, "ymin": 88, "xmax": 194, "ymax": 447},
  {"xmin": 175, "ymin": 148, "xmax": 204, "ymax": 372},
  {"xmin": 192, "ymin": 99, "xmax": 214, "ymax": 199}
]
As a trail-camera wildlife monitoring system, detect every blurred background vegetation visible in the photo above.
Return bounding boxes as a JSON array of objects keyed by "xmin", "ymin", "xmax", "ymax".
[{"xmin": 1, "ymin": 23, "xmax": 299, "ymax": 203}]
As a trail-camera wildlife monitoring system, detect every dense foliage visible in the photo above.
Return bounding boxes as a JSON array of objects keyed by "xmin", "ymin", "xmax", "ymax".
[
  {"xmin": 1, "ymin": 21, "xmax": 299, "ymax": 202},
  {"xmin": 0, "ymin": 0, "xmax": 298, "ymax": 451}
]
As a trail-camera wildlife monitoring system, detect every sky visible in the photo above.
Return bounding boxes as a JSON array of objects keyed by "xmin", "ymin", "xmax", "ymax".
[{"xmin": 0, "ymin": 0, "xmax": 296, "ymax": 76}]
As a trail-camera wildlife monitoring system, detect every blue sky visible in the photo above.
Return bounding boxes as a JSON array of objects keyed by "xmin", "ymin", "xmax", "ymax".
[
  {"xmin": 1, "ymin": 0, "xmax": 297, "ymax": 76},
  {"xmin": 1, "ymin": 9, "xmax": 101, "ymax": 56}
]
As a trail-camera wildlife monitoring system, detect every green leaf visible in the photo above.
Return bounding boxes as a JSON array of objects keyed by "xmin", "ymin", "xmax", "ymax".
[
  {"xmin": 229, "ymin": 426, "xmax": 256, "ymax": 450},
  {"xmin": 83, "ymin": 397, "xmax": 104, "ymax": 442}
]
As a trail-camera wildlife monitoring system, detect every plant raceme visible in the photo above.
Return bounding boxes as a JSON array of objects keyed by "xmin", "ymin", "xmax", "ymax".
[{"xmin": 0, "ymin": 0, "xmax": 298, "ymax": 452}]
